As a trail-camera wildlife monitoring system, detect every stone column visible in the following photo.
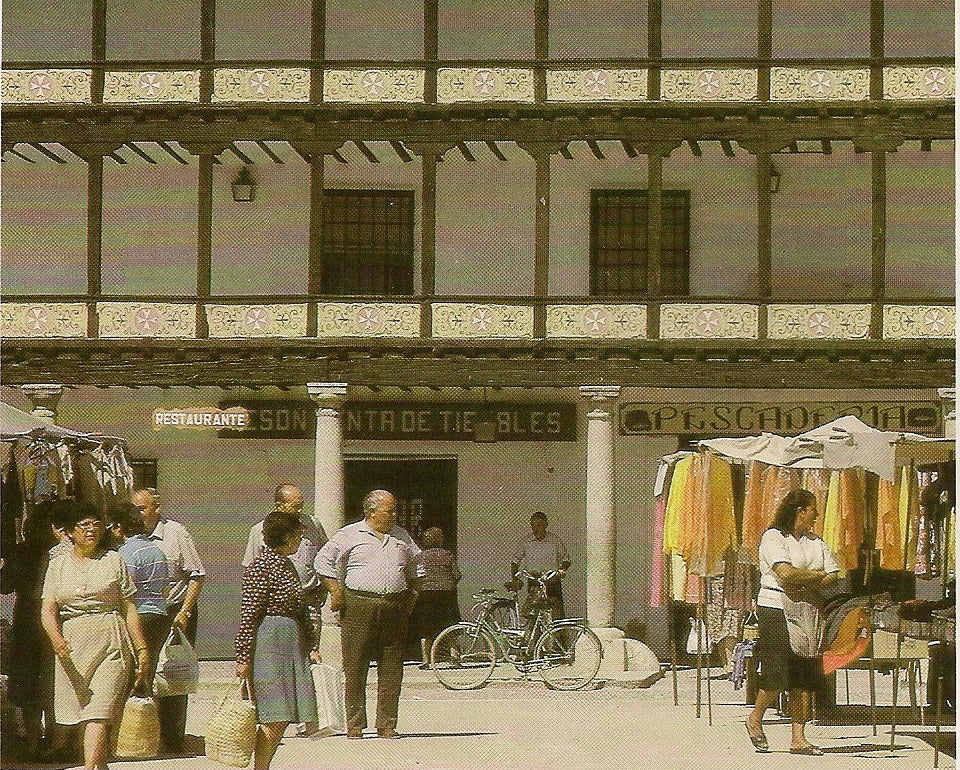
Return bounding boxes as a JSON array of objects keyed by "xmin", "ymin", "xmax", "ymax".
[
  {"xmin": 307, "ymin": 382, "xmax": 348, "ymax": 539},
  {"xmin": 939, "ymin": 388, "xmax": 956, "ymax": 439},
  {"xmin": 579, "ymin": 385, "xmax": 620, "ymax": 627},
  {"xmin": 22, "ymin": 384, "xmax": 64, "ymax": 424},
  {"xmin": 307, "ymin": 382, "xmax": 348, "ymax": 658}
]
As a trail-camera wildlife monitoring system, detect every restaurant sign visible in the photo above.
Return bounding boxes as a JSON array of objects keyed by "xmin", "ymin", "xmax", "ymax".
[
  {"xmin": 153, "ymin": 406, "xmax": 250, "ymax": 430},
  {"xmin": 619, "ymin": 401, "xmax": 942, "ymax": 436},
  {"xmin": 216, "ymin": 400, "xmax": 577, "ymax": 441}
]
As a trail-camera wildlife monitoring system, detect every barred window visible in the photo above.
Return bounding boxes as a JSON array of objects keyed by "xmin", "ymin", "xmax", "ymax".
[
  {"xmin": 589, "ymin": 189, "xmax": 690, "ymax": 297},
  {"xmin": 321, "ymin": 190, "xmax": 415, "ymax": 295}
]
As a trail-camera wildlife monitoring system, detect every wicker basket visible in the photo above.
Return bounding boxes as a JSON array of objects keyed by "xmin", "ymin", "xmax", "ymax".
[
  {"xmin": 205, "ymin": 679, "xmax": 257, "ymax": 768},
  {"xmin": 113, "ymin": 696, "xmax": 161, "ymax": 760}
]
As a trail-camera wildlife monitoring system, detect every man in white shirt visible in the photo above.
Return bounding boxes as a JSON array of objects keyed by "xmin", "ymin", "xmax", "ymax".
[
  {"xmin": 315, "ymin": 490, "xmax": 424, "ymax": 739},
  {"xmin": 510, "ymin": 511, "xmax": 571, "ymax": 618}
]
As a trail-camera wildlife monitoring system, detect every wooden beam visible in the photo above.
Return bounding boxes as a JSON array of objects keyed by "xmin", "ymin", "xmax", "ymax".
[
  {"xmin": 91, "ymin": 0, "xmax": 106, "ymax": 102},
  {"xmin": 354, "ymin": 141, "xmax": 380, "ymax": 163},
  {"xmin": 559, "ymin": 145, "xmax": 574, "ymax": 160},
  {"xmin": 197, "ymin": 153, "xmax": 213, "ymax": 338},
  {"xmin": 485, "ymin": 140, "xmax": 508, "ymax": 161},
  {"xmin": 456, "ymin": 141, "xmax": 476, "ymax": 161},
  {"xmin": 125, "ymin": 142, "xmax": 159, "ymax": 163},
  {"xmin": 30, "ymin": 143, "xmax": 67, "ymax": 163},
  {"xmin": 7, "ymin": 147, "xmax": 35, "ymax": 163},
  {"xmin": 869, "ymin": 0, "xmax": 884, "ymax": 99},
  {"xmin": 227, "ymin": 143, "xmax": 255, "ymax": 164},
  {"xmin": 757, "ymin": 0, "xmax": 772, "ymax": 101},
  {"xmin": 821, "ymin": 139, "xmax": 832, "ymax": 155},
  {"xmin": 255, "ymin": 140, "xmax": 283, "ymax": 164},
  {"xmin": 330, "ymin": 149, "xmax": 348, "ymax": 164},
  {"xmin": 788, "ymin": 141, "xmax": 799, "ymax": 153},
  {"xmin": 424, "ymin": 0, "xmax": 438, "ymax": 103},
  {"xmin": 390, "ymin": 139, "xmax": 413, "ymax": 162},
  {"xmin": 106, "ymin": 151, "xmax": 127, "ymax": 165},
  {"xmin": 686, "ymin": 139, "xmax": 702, "ymax": 157},
  {"xmin": 621, "ymin": 140, "xmax": 638, "ymax": 158},
  {"xmin": 920, "ymin": 139, "xmax": 933, "ymax": 152},
  {"xmin": 720, "ymin": 139, "xmax": 735, "ymax": 157},
  {"xmin": 871, "ymin": 151, "xmax": 886, "ymax": 302},
  {"xmin": 648, "ymin": 0, "xmax": 661, "ymax": 99},
  {"xmin": 586, "ymin": 139, "xmax": 605, "ymax": 159},
  {"xmin": 293, "ymin": 145, "xmax": 313, "ymax": 164},
  {"xmin": 311, "ymin": 0, "xmax": 325, "ymax": 102},
  {"xmin": 159, "ymin": 141, "xmax": 189, "ymax": 164},
  {"xmin": 647, "ymin": 152, "xmax": 663, "ymax": 296},
  {"xmin": 756, "ymin": 153, "xmax": 772, "ymax": 297}
]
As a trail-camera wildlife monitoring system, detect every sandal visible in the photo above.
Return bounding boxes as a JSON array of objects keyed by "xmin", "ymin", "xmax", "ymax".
[
  {"xmin": 789, "ymin": 745, "xmax": 824, "ymax": 756},
  {"xmin": 745, "ymin": 719, "xmax": 768, "ymax": 752}
]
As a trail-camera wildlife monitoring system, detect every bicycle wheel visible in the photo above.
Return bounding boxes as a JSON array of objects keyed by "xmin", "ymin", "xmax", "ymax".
[
  {"xmin": 535, "ymin": 625, "xmax": 602, "ymax": 690},
  {"xmin": 431, "ymin": 624, "xmax": 497, "ymax": 690}
]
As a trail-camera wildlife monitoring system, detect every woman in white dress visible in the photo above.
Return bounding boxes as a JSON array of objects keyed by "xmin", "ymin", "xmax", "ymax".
[{"xmin": 41, "ymin": 502, "xmax": 149, "ymax": 770}]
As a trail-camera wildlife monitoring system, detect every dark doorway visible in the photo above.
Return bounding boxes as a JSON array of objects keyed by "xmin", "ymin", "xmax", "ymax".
[{"xmin": 344, "ymin": 458, "xmax": 458, "ymax": 550}]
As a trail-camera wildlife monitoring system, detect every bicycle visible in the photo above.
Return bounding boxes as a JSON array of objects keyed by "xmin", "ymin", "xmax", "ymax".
[{"xmin": 430, "ymin": 569, "xmax": 603, "ymax": 691}]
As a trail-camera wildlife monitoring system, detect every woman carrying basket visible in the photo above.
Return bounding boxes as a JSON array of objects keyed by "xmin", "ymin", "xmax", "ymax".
[{"xmin": 236, "ymin": 511, "xmax": 322, "ymax": 770}]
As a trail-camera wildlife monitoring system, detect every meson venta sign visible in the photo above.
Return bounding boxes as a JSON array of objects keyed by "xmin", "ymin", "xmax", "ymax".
[{"xmin": 216, "ymin": 400, "xmax": 577, "ymax": 441}]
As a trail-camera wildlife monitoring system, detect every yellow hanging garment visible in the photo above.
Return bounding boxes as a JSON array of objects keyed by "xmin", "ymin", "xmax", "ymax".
[
  {"xmin": 663, "ymin": 456, "xmax": 693, "ymax": 555},
  {"xmin": 876, "ymin": 474, "xmax": 902, "ymax": 569}
]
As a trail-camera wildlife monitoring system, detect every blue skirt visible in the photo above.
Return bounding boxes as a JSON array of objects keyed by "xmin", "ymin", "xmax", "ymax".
[{"xmin": 251, "ymin": 616, "xmax": 317, "ymax": 724}]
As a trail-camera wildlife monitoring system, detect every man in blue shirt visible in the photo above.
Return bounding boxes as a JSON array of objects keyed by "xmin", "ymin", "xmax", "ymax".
[{"xmin": 113, "ymin": 504, "xmax": 170, "ymax": 696}]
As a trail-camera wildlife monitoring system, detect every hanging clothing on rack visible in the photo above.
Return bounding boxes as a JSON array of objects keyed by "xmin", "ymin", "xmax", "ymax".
[
  {"xmin": 682, "ymin": 453, "xmax": 736, "ymax": 578},
  {"xmin": 651, "ymin": 453, "xmax": 692, "ymax": 607},
  {"xmin": 821, "ymin": 469, "xmax": 865, "ymax": 573},
  {"xmin": 876, "ymin": 470, "xmax": 903, "ymax": 570},
  {"xmin": 802, "ymin": 468, "xmax": 831, "ymax": 538},
  {"xmin": 741, "ymin": 461, "xmax": 767, "ymax": 564}
]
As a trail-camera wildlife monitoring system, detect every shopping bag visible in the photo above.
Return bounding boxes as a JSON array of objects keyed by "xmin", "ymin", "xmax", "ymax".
[
  {"xmin": 112, "ymin": 696, "xmax": 161, "ymax": 759},
  {"xmin": 685, "ymin": 617, "xmax": 710, "ymax": 655},
  {"xmin": 310, "ymin": 663, "xmax": 346, "ymax": 738},
  {"xmin": 782, "ymin": 594, "xmax": 823, "ymax": 658},
  {"xmin": 154, "ymin": 628, "xmax": 200, "ymax": 697},
  {"xmin": 205, "ymin": 679, "xmax": 257, "ymax": 767}
]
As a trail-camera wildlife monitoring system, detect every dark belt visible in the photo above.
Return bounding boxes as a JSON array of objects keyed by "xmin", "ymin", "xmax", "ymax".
[{"xmin": 346, "ymin": 588, "xmax": 403, "ymax": 601}]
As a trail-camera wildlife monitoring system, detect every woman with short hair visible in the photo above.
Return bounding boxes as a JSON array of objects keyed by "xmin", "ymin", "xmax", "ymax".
[
  {"xmin": 412, "ymin": 526, "xmax": 462, "ymax": 669},
  {"xmin": 40, "ymin": 502, "xmax": 149, "ymax": 770},
  {"xmin": 236, "ymin": 511, "xmax": 321, "ymax": 770},
  {"xmin": 745, "ymin": 489, "xmax": 840, "ymax": 756}
]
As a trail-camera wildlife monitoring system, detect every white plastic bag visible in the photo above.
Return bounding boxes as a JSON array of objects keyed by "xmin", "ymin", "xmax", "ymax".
[
  {"xmin": 310, "ymin": 663, "xmax": 346, "ymax": 738},
  {"xmin": 154, "ymin": 628, "xmax": 199, "ymax": 698},
  {"xmin": 685, "ymin": 617, "xmax": 710, "ymax": 655}
]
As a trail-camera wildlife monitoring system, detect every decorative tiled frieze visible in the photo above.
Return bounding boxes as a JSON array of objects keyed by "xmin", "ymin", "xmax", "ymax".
[
  {"xmin": 546, "ymin": 69, "xmax": 647, "ymax": 101},
  {"xmin": 767, "ymin": 304, "xmax": 871, "ymax": 339},
  {"xmin": 323, "ymin": 69, "xmax": 424, "ymax": 102},
  {"xmin": 103, "ymin": 70, "xmax": 200, "ymax": 103},
  {"xmin": 97, "ymin": 302, "xmax": 196, "ymax": 338},
  {"xmin": 883, "ymin": 66, "xmax": 955, "ymax": 100},
  {"xmin": 770, "ymin": 68, "xmax": 869, "ymax": 101},
  {"xmin": 206, "ymin": 304, "xmax": 308, "ymax": 338},
  {"xmin": 315, "ymin": 303, "xmax": 420, "ymax": 338},
  {"xmin": 659, "ymin": 69, "xmax": 757, "ymax": 101},
  {"xmin": 437, "ymin": 68, "xmax": 536, "ymax": 103},
  {"xmin": 659, "ymin": 304, "xmax": 759, "ymax": 339},
  {"xmin": 1, "ymin": 69, "xmax": 91, "ymax": 103},
  {"xmin": 212, "ymin": 68, "xmax": 310, "ymax": 102},
  {"xmin": 431, "ymin": 303, "xmax": 534, "ymax": 338},
  {"xmin": 883, "ymin": 305, "xmax": 955, "ymax": 339},
  {"xmin": 0, "ymin": 303, "xmax": 87, "ymax": 337},
  {"xmin": 546, "ymin": 304, "xmax": 647, "ymax": 338}
]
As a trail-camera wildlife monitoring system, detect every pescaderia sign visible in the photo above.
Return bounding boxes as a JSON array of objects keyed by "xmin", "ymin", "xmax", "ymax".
[
  {"xmin": 215, "ymin": 400, "xmax": 577, "ymax": 441},
  {"xmin": 619, "ymin": 401, "xmax": 942, "ymax": 436}
]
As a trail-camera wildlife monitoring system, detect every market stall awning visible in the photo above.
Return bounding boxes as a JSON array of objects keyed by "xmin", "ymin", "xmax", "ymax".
[
  {"xmin": 0, "ymin": 401, "xmax": 125, "ymax": 446},
  {"xmin": 699, "ymin": 415, "xmax": 953, "ymax": 482}
]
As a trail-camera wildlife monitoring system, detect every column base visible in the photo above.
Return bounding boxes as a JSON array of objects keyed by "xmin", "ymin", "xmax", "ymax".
[{"xmin": 592, "ymin": 626, "xmax": 662, "ymax": 684}]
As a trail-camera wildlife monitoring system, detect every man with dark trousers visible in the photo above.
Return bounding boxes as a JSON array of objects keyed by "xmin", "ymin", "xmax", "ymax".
[
  {"xmin": 131, "ymin": 487, "xmax": 205, "ymax": 755},
  {"xmin": 315, "ymin": 490, "xmax": 423, "ymax": 739}
]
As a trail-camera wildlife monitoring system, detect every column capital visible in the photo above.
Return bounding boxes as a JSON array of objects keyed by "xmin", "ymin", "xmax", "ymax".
[
  {"xmin": 579, "ymin": 385, "xmax": 621, "ymax": 402},
  {"xmin": 22, "ymin": 383, "xmax": 64, "ymax": 423},
  {"xmin": 307, "ymin": 382, "xmax": 349, "ymax": 402}
]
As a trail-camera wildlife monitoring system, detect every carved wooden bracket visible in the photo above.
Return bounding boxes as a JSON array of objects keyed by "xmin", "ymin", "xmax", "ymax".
[
  {"xmin": 735, "ymin": 137, "xmax": 792, "ymax": 156},
  {"xmin": 625, "ymin": 139, "xmax": 683, "ymax": 158},
  {"xmin": 289, "ymin": 139, "xmax": 348, "ymax": 161},
  {"xmin": 63, "ymin": 142, "xmax": 125, "ymax": 162},
  {"xmin": 515, "ymin": 140, "xmax": 569, "ymax": 158},
  {"xmin": 403, "ymin": 140, "xmax": 457, "ymax": 158},
  {"xmin": 852, "ymin": 132, "xmax": 906, "ymax": 153}
]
